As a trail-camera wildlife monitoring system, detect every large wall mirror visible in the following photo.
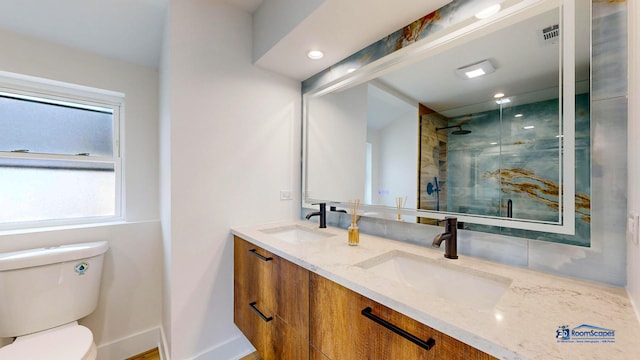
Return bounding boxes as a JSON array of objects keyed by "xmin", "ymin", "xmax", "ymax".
[{"xmin": 303, "ymin": 0, "xmax": 590, "ymax": 242}]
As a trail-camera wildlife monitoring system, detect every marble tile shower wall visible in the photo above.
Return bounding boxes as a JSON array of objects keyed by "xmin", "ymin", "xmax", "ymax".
[
  {"xmin": 301, "ymin": 1, "xmax": 628, "ymax": 286},
  {"xmin": 445, "ymin": 94, "xmax": 591, "ymax": 247}
]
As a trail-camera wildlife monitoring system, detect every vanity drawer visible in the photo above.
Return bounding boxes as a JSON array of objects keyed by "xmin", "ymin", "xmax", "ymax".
[{"xmin": 234, "ymin": 236, "xmax": 309, "ymax": 359}]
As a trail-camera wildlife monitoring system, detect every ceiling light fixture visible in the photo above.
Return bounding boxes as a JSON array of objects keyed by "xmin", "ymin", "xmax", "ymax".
[
  {"xmin": 524, "ymin": 125, "xmax": 535, "ymax": 130},
  {"xmin": 307, "ymin": 50, "xmax": 324, "ymax": 60},
  {"xmin": 475, "ymin": 4, "xmax": 502, "ymax": 19},
  {"xmin": 493, "ymin": 92, "xmax": 504, "ymax": 98},
  {"xmin": 514, "ymin": 113, "xmax": 523, "ymax": 118},
  {"xmin": 456, "ymin": 60, "xmax": 496, "ymax": 79}
]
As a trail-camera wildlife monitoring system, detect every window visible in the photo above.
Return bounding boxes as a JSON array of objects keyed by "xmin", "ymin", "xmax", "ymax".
[{"xmin": 0, "ymin": 72, "xmax": 124, "ymax": 229}]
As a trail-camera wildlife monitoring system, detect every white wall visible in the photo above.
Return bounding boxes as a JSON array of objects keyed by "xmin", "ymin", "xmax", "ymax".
[
  {"xmin": 253, "ymin": 0, "xmax": 325, "ymax": 63},
  {"xmin": 367, "ymin": 129, "xmax": 381, "ymax": 204},
  {"xmin": 0, "ymin": 29, "xmax": 159, "ymax": 222},
  {"xmin": 307, "ymin": 84, "xmax": 368, "ymax": 202},
  {"xmin": 159, "ymin": 4, "xmax": 173, "ymax": 357},
  {"xmin": 161, "ymin": 1, "xmax": 300, "ymax": 358},
  {"xmin": 627, "ymin": 0, "xmax": 640, "ymax": 319},
  {"xmin": 0, "ymin": 28, "xmax": 162, "ymax": 355},
  {"xmin": 378, "ymin": 111, "xmax": 418, "ymax": 211}
]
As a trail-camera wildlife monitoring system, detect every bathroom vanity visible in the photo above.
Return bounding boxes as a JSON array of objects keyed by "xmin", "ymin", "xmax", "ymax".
[{"xmin": 232, "ymin": 222, "xmax": 640, "ymax": 359}]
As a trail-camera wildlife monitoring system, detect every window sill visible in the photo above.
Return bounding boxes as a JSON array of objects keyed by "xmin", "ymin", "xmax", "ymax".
[{"xmin": 0, "ymin": 219, "xmax": 128, "ymax": 237}]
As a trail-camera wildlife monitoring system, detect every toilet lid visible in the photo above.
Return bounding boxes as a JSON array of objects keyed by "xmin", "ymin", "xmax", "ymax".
[{"xmin": 0, "ymin": 325, "xmax": 93, "ymax": 359}]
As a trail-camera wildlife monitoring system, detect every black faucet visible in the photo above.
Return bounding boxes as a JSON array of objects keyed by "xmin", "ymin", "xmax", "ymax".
[
  {"xmin": 305, "ymin": 203, "xmax": 326, "ymax": 228},
  {"xmin": 432, "ymin": 217, "xmax": 458, "ymax": 259},
  {"xmin": 330, "ymin": 206, "xmax": 347, "ymax": 214}
]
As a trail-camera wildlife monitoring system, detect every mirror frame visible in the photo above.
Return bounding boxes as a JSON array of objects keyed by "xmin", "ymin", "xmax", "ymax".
[{"xmin": 302, "ymin": 0, "xmax": 577, "ymax": 235}]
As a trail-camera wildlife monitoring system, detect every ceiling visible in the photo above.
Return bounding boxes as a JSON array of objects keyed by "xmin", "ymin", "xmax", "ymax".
[
  {"xmin": 253, "ymin": 0, "xmax": 452, "ymax": 80},
  {"xmin": 0, "ymin": 0, "xmax": 168, "ymax": 68},
  {"xmin": 379, "ymin": 8, "xmax": 562, "ymax": 116},
  {"xmin": 225, "ymin": 0, "xmax": 263, "ymax": 13},
  {"xmin": 0, "ymin": 0, "xmax": 451, "ymax": 79},
  {"xmin": 375, "ymin": 3, "xmax": 590, "ymax": 118}
]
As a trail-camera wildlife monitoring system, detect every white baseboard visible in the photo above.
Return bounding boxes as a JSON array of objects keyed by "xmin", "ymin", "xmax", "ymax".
[
  {"xmin": 187, "ymin": 335, "xmax": 254, "ymax": 360},
  {"xmin": 96, "ymin": 326, "xmax": 164, "ymax": 360},
  {"xmin": 159, "ymin": 326, "xmax": 170, "ymax": 360}
]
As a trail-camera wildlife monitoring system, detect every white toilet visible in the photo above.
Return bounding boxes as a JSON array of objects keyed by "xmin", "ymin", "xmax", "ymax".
[{"xmin": 0, "ymin": 241, "xmax": 109, "ymax": 360}]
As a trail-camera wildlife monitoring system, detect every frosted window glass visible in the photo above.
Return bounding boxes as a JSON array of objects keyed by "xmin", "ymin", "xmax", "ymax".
[
  {"xmin": 0, "ymin": 95, "xmax": 113, "ymax": 157},
  {"xmin": 0, "ymin": 167, "xmax": 115, "ymax": 223}
]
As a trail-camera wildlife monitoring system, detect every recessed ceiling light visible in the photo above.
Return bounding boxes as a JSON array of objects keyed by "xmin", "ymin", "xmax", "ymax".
[
  {"xmin": 456, "ymin": 60, "xmax": 496, "ymax": 79},
  {"xmin": 475, "ymin": 4, "xmax": 501, "ymax": 19},
  {"xmin": 494, "ymin": 92, "xmax": 505, "ymax": 98},
  {"xmin": 307, "ymin": 50, "xmax": 324, "ymax": 60},
  {"xmin": 523, "ymin": 125, "xmax": 535, "ymax": 129},
  {"xmin": 496, "ymin": 98, "xmax": 511, "ymax": 105},
  {"xmin": 490, "ymin": 142, "xmax": 498, "ymax": 145},
  {"xmin": 347, "ymin": 68, "xmax": 357, "ymax": 73},
  {"xmin": 514, "ymin": 113, "xmax": 523, "ymax": 118}
]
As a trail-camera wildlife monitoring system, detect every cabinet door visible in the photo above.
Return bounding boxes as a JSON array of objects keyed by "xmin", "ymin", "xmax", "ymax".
[
  {"xmin": 310, "ymin": 273, "xmax": 389, "ymax": 359},
  {"xmin": 234, "ymin": 237, "xmax": 310, "ymax": 359},
  {"xmin": 310, "ymin": 344, "xmax": 331, "ymax": 360},
  {"xmin": 234, "ymin": 237, "xmax": 276, "ymax": 354},
  {"xmin": 273, "ymin": 255, "xmax": 309, "ymax": 340},
  {"xmin": 439, "ymin": 333, "xmax": 497, "ymax": 360},
  {"xmin": 310, "ymin": 273, "xmax": 440, "ymax": 360},
  {"xmin": 263, "ymin": 314, "xmax": 309, "ymax": 360},
  {"xmin": 374, "ymin": 305, "xmax": 440, "ymax": 360}
]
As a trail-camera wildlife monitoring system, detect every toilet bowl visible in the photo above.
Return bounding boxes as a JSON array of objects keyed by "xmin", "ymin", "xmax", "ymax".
[{"xmin": 0, "ymin": 322, "xmax": 97, "ymax": 360}]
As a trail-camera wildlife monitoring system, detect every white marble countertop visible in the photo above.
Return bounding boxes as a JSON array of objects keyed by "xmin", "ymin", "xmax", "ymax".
[{"xmin": 231, "ymin": 221, "xmax": 640, "ymax": 360}]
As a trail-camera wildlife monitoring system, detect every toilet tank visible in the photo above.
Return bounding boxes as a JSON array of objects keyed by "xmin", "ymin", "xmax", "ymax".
[{"xmin": 0, "ymin": 241, "xmax": 109, "ymax": 337}]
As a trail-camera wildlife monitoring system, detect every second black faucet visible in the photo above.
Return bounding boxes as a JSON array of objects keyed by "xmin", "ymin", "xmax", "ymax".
[
  {"xmin": 305, "ymin": 203, "xmax": 326, "ymax": 228},
  {"xmin": 432, "ymin": 217, "xmax": 458, "ymax": 259}
]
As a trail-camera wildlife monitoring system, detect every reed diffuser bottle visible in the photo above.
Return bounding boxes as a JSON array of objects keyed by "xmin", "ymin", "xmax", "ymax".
[{"xmin": 348, "ymin": 199, "xmax": 360, "ymax": 246}]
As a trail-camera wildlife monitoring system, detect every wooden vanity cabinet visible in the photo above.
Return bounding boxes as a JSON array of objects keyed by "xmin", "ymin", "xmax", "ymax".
[
  {"xmin": 309, "ymin": 273, "xmax": 497, "ymax": 360},
  {"xmin": 233, "ymin": 236, "xmax": 309, "ymax": 359},
  {"xmin": 310, "ymin": 272, "xmax": 439, "ymax": 360},
  {"xmin": 234, "ymin": 236, "xmax": 496, "ymax": 360}
]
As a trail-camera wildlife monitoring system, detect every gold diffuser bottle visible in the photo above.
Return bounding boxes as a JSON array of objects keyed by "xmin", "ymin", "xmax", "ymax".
[
  {"xmin": 396, "ymin": 196, "xmax": 406, "ymax": 221},
  {"xmin": 348, "ymin": 199, "xmax": 360, "ymax": 246}
]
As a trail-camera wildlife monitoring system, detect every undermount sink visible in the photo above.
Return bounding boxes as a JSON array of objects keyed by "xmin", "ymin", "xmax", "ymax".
[
  {"xmin": 259, "ymin": 224, "xmax": 334, "ymax": 244},
  {"xmin": 356, "ymin": 250, "xmax": 511, "ymax": 311}
]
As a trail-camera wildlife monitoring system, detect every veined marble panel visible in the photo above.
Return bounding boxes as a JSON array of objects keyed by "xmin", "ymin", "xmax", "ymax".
[{"xmin": 592, "ymin": 1, "xmax": 627, "ymax": 101}]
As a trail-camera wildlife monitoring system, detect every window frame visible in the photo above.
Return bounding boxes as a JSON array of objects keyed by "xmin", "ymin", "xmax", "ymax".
[{"xmin": 0, "ymin": 71, "xmax": 125, "ymax": 230}]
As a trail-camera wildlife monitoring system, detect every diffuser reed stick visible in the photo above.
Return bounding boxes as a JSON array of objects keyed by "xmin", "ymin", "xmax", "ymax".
[
  {"xmin": 396, "ymin": 196, "xmax": 406, "ymax": 221},
  {"xmin": 348, "ymin": 199, "xmax": 360, "ymax": 246}
]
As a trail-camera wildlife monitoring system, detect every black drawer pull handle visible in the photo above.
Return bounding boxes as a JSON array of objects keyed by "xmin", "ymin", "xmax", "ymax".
[
  {"xmin": 249, "ymin": 302, "xmax": 273, "ymax": 322},
  {"xmin": 361, "ymin": 307, "xmax": 436, "ymax": 351},
  {"xmin": 249, "ymin": 248, "xmax": 273, "ymax": 262}
]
